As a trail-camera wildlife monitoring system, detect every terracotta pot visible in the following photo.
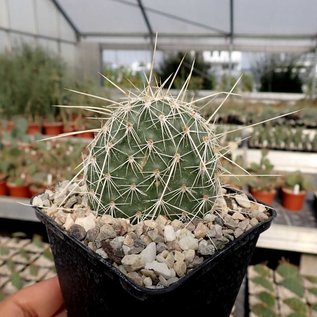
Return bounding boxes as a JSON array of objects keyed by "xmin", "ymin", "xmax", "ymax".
[
  {"xmin": 7, "ymin": 183, "xmax": 31, "ymax": 198},
  {"xmin": 27, "ymin": 122, "xmax": 42, "ymax": 135},
  {"xmin": 250, "ymin": 188, "xmax": 276, "ymax": 205},
  {"xmin": 0, "ymin": 181, "xmax": 8, "ymax": 196},
  {"xmin": 63, "ymin": 122, "xmax": 76, "ymax": 134},
  {"xmin": 77, "ymin": 131, "xmax": 94, "ymax": 139},
  {"xmin": 43, "ymin": 122, "xmax": 64, "ymax": 136},
  {"xmin": 29, "ymin": 184, "xmax": 46, "ymax": 198},
  {"xmin": 6, "ymin": 120, "xmax": 14, "ymax": 132},
  {"xmin": 281, "ymin": 187, "xmax": 306, "ymax": 211}
]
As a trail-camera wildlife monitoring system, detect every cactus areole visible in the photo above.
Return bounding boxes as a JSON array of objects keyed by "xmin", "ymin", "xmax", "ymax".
[{"xmin": 84, "ymin": 93, "xmax": 221, "ymax": 220}]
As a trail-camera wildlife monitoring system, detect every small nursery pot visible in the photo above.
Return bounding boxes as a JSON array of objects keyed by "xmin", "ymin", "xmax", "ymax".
[
  {"xmin": 32, "ymin": 188, "xmax": 276, "ymax": 317},
  {"xmin": 250, "ymin": 188, "xmax": 276, "ymax": 206},
  {"xmin": 43, "ymin": 122, "xmax": 64, "ymax": 136},
  {"xmin": 7, "ymin": 183, "xmax": 30, "ymax": 198},
  {"xmin": 281, "ymin": 187, "xmax": 306, "ymax": 211},
  {"xmin": 27, "ymin": 122, "xmax": 42, "ymax": 135},
  {"xmin": 0, "ymin": 181, "xmax": 8, "ymax": 196}
]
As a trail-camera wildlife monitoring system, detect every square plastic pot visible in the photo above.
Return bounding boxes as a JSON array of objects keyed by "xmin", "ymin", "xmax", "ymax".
[{"xmin": 32, "ymin": 192, "xmax": 276, "ymax": 317}]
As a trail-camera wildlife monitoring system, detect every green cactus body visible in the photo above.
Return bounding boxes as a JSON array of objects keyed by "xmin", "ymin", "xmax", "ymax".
[
  {"xmin": 84, "ymin": 95, "xmax": 221, "ymax": 220},
  {"xmin": 276, "ymin": 262, "xmax": 301, "ymax": 280},
  {"xmin": 253, "ymin": 264, "xmax": 273, "ymax": 278},
  {"xmin": 251, "ymin": 303, "xmax": 278, "ymax": 317},
  {"xmin": 283, "ymin": 297, "xmax": 308, "ymax": 314}
]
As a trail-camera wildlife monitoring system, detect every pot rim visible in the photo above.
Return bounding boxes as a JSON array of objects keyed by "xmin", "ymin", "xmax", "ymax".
[{"xmin": 31, "ymin": 186, "xmax": 276, "ymax": 295}]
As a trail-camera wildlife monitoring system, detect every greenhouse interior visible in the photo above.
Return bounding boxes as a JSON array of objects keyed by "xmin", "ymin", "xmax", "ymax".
[{"xmin": 1, "ymin": 0, "xmax": 317, "ymax": 316}]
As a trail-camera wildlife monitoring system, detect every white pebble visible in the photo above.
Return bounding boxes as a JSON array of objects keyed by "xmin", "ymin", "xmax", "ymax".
[
  {"xmin": 64, "ymin": 214, "xmax": 75, "ymax": 231},
  {"xmin": 234, "ymin": 194, "xmax": 251, "ymax": 208},
  {"xmin": 75, "ymin": 214, "xmax": 96, "ymax": 231},
  {"xmin": 164, "ymin": 225, "xmax": 176, "ymax": 242},
  {"xmin": 178, "ymin": 235, "xmax": 198, "ymax": 251},
  {"xmin": 140, "ymin": 242, "xmax": 156, "ymax": 264},
  {"xmin": 121, "ymin": 254, "xmax": 145, "ymax": 272},
  {"xmin": 145, "ymin": 261, "xmax": 172, "ymax": 279}
]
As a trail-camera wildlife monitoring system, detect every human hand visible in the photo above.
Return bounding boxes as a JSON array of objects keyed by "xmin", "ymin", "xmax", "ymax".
[{"xmin": 0, "ymin": 276, "xmax": 66, "ymax": 317}]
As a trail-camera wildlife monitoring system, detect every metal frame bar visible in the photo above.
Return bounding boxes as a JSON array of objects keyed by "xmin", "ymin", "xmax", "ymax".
[
  {"xmin": 114, "ymin": 0, "xmax": 228, "ymax": 35},
  {"xmin": 136, "ymin": 0, "xmax": 154, "ymax": 49},
  {"xmin": 228, "ymin": 0, "xmax": 234, "ymax": 89},
  {"xmin": 80, "ymin": 32, "xmax": 317, "ymax": 41},
  {"xmin": 51, "ymin": 0, "xmax": 80, "ymax": 40},
  {"xmin": 0, "ymin": 26, "xmax": 77, "ymax": 45}
]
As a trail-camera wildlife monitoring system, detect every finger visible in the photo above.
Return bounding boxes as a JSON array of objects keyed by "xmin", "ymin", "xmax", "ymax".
[
  {"xmin": 0, "ymin": 276, "xmax": 65, "ymax": 317},
  {"xmin": 0, "ymin": 299, "xmax": 24, "ymax": 317},
  {"xmin": 53, "ymin": 308, "xmax": 68, "ymax": 317}
]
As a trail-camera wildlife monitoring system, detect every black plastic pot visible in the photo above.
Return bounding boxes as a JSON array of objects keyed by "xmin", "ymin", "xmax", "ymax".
[{"xmin": 32, "ymin": 194, "xmax": 276, "ymax": 317}]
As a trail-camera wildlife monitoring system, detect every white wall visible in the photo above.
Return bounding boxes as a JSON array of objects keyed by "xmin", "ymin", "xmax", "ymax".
[{"xmin": 0, "ymin": 0, "xmax": 101, "ymax": 82}]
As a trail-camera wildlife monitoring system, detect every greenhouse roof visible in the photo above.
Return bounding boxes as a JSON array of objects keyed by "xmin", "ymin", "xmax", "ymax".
[{"xmin": 54, "ymin": 0, "xmax": 317, "ymax": 53}]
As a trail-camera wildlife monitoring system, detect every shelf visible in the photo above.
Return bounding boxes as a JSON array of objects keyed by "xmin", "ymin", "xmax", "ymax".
[
  {"xmin": 236, "ymin": 148, "xmax": 317, "ymax": 173},
  {"xmin": 256, "ymin": 193, "xmax": 317, "ymax": 254},
  {"xmin": 0, "ymin": 196, "xmax": 38, "ymax": 222},
  {"xmin": 257, "ymin": 223, "xmax": 317, "ymax": 254}
]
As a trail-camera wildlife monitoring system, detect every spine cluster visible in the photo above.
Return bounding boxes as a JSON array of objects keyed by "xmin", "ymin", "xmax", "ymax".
[{"xmin": 84, "ymin": 91, "xmax": 221, "ymax": 221}]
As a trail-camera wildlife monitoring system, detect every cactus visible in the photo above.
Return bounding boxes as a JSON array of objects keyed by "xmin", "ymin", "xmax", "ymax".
[
  {"xmin": 257, "ymin": 291, "xmax": 277, "ymax": 308},
  {"xmin": 251, "ymin": 303, "xmax": 278, "ymax": 317},
  {"xmin": 251, "ymin": 276, "xmax": 275, "ymax": 293},
  {"xmin": 253, "ymin": 264, "xmax": 273, "ymax": 279},
  {"xmin": 0, "ymin": 246, "xmax": 10, "ymax": 256},
  {"xmin": 307, "ymin": 287, "xmax": 317, "ymax": 296},
  {"xmin": 305, "ymin": 275, "xmax": 317, "ymax": 284},
  {"xmin": 59, "ymin": 47, "xmax": 297, "ymax": 222},
  {"xmin": 280, "ymin": 278, "xmax": 305, "ymax": 298},
  {"xmin": 276, "ymin": 262, "xmax": 301, "ymax": 280},
  {"xmin": 247, "ymin": 149, "xmax": 279, "ymax": 192},
  {"xmin": 283, "ymin": 170, "xmax": 312, "ymax": 192},
  {"xmin": 283, "ymin": 297, "xmax": 308, "ymax": 314},
  {"xmin": 83, "ymin": 80, "xmax": 223, "ymax": 221},
  {"xmin": 29, "ymin": 264, "xmax": 40, "ymax": 277},
  {"xmin": 10, "ymin": 272, "xmax": 23, "ymax": 290}
]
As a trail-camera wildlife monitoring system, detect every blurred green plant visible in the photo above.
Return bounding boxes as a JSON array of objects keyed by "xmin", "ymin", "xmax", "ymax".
[
  {"xmin": 254, "ymin": 54, "xmax": 303, "ymax": 93},
  {"xmin": 102, "ymin": 65, "xmax": 145, "ymax": 89},
  {"xmin": 247, "ymin": 150, "xmax": 280, "ymax": 192},
  {"xmin": 251, "ymin": 303, "xmax": 278, "ymax": 317},
  {"xmin": 283, "ymin": 170, "xmax": 313, "ymax": 192},
  {"xmin": 0, "ymin": 44, "xmax": 68, "ymax": 122},
  {"xmin": 156, "ymin": 51, "xmax": 215, "ymax": 90}
]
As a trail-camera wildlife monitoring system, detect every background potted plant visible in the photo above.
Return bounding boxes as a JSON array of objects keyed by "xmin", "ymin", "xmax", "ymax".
[
  {"xmin": 0, "ymin": 52, "xmax": 21, "ymax": 131},
  {"xmin": 5, "ymin": 145, "xmax": 32, "ymax": 198},
  {"xmin": 219, "ymin": 154, "xmax": 248, "ymax": 190},
  {"xmin": 26, "ymin": 139, "xmax": 84, "ymax": 196},
  {"xmin": 0, "ymin": 44, "xmax": 69, "ymax": 136},
  {"xmin": 6, "ymin": 167, "xmax": 31, "ymax": 198},
  {"xmin": 61, "ymin": 80, "xmax": 107, "ymax": 138},
  {"xmin": 281, "ymin": 170, "xmax": 313, "ymax": 211},
  {"xmin": 247, "ymin": 150, "xmax": 280, "ymax": 205},
  {"xmin": 18, "ymin": 44, "xmax": 68, "ymax": 136},
  {"xmin": 0, "ymin": 161, "xmax": 10, "ymax": 196},
  {"xmin": 1, "ymin": 117, "xmax": 30, "ymax": 149},
  {"xmin": 0, "ymin": 144, "xmax": 13, "ymax": 196}
]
